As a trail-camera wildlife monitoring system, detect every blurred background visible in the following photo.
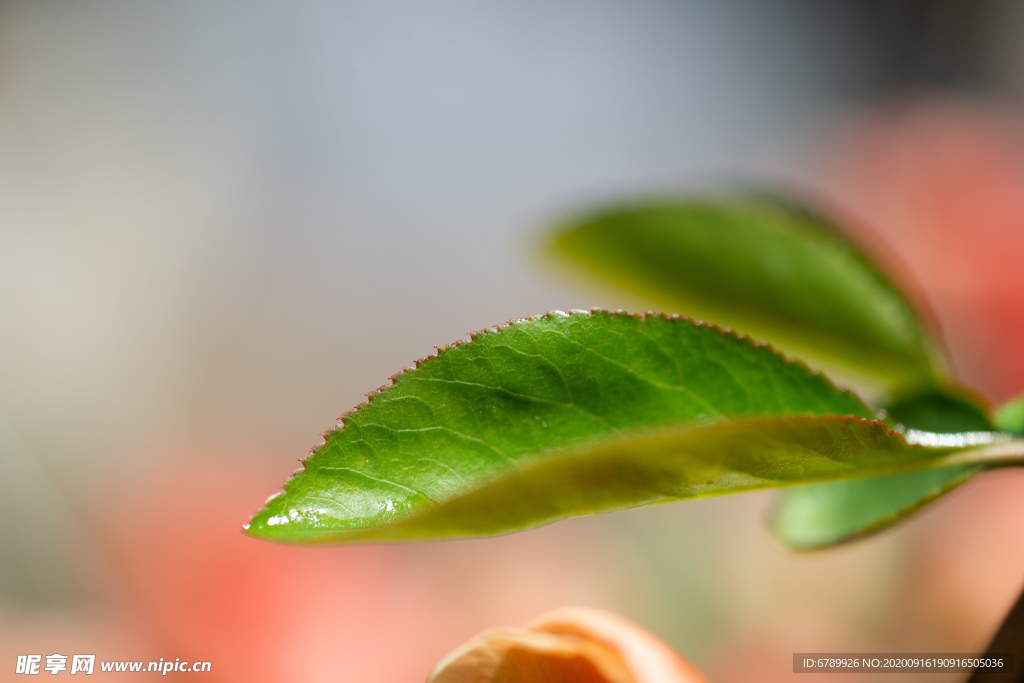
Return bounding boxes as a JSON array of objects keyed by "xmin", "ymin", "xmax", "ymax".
[{"xmin": 3, "ymin": 1, "xmax": 1024, "ymax": 680}]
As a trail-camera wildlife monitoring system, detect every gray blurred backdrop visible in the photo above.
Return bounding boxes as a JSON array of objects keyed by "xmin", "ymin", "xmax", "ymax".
[{"xmin": 4, "ymin": 2, "xmax": 1024, "ymax": 680}]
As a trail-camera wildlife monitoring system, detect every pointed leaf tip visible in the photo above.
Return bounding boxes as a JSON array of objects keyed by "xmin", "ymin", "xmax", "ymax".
[{"xmin": 248, "ymin": 310, "xmax": 886, "ymax": 544}]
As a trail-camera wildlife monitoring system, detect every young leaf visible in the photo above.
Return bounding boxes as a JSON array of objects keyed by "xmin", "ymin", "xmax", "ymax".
[
  {"xmin": 248, "ymin": 310, "xmax": 868, "ymax": 543},
  {"xmin": 246, "ymin": 311, "xmax": 1019, "ymax": 544},
  {"xmin": 771, "ymin": 389, "xmax": 996, "ymax": 550},
  {"xmin": 548, "ymin": 195, "xmax": 943, "ymax": 388},
  {"xmin": 995, "ymin": 393, "xmax": 1024, "ymax": 436}
]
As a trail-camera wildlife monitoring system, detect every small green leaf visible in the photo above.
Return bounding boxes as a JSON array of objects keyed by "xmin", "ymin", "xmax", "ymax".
[
  {"xmin": 548, "ymin": 195, "xmax": 944, "ymax": 388},
  {"xmin": 247, "ymin": 311, "xmax": 1020, "ymax": 544},
  {"xmin": 771, "ymin": 389, "xmax": 996, "ymax": 550},
  {"xmin": 884, "ymin": 389, "xmax": 993, "ymax": 433},
  {"xmin": 995, "ymin": 393, "xmax": 1024, "ymax": 436}
]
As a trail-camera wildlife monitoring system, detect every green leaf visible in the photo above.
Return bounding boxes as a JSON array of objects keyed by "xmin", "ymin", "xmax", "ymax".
[
  {"xmin": 246, "ymin": 311, "xmax": 1017, "ymax": 544},
  {"xmin": 995, "ymin": 393, "xmax": 1024, "ymax": 436},
  {"xmin": 884, "ymin": 389, "xmax": 994, "ymax": 433},
  {"xmin": 548, "ymin": 195, "xmax": 944, "ymax": 388},
  {"xmin": 248, "ymin": 310, "xmax": 865, "ymax": 543},
  {"xmin": 771, "ymin": 389, "xmax": 996, "ymax": 550}
]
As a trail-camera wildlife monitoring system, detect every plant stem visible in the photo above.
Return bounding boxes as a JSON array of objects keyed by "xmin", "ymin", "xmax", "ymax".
[{"xmin": 968, "ymin": 581, "xmax": 1024, "ymax": 683}]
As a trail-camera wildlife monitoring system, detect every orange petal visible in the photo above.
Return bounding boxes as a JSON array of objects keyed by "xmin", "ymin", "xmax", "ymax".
[{"xmin": 429, "ymin": 607, "xmax": 709, "ymax": 683}]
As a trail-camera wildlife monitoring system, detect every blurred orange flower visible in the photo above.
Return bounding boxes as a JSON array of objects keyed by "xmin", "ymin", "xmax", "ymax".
[{"xmin": 428, "ymin": 607, "xmax": 709, "ymax": 683}]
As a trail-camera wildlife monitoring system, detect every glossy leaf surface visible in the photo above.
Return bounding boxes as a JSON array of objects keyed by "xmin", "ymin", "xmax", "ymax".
[
  {"xmin": 247, "ymin": 311, "xmax": 1020, "ymax": 544},
  {"xmin": 549, "ymin": 195, "xmax": 942, "ymax": 387},
  {"xmin": 771, "ymin": 389, "xmax": 995, "ymax": 550},
  {"xmin": 248, "ymin": 310, "xmax": 874, "ymax": 543}
]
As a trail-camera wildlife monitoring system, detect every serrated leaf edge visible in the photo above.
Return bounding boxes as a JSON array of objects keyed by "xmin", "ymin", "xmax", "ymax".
[{"xmin": 243, "ymin": 308, "xmax": 868, "ymax": 533}]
